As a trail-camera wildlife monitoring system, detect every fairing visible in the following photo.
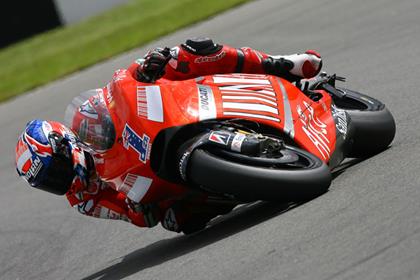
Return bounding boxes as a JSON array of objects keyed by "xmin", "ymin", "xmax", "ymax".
[{"xmin": 67, "ymin": 70, "xmax": 342, "ymax": 204}]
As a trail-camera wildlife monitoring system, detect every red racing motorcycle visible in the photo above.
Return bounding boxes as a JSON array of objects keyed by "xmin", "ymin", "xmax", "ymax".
[{"xmin": 65, "ymin": 70, "xmax": 396, "ymax": 207}]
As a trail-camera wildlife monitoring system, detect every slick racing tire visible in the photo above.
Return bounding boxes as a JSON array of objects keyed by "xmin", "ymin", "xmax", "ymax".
[
  {"xmin": 333, "ymin": 88, "xmax": 396, "ymax": 158},
  {"xmin": 187, "ymin": 144, "xmax": 331, "ymax": 202}
]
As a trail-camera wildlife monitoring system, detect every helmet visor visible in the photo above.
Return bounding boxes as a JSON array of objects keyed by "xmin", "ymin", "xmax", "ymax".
[{"xmin": 32, "ymin": 133, "xmax": 75, "ymax": 195}]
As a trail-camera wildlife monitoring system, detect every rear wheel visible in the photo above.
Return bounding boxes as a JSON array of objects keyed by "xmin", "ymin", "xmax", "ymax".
[
  {"xmin": 334, "ymin": 88, "xmax": 396, "ymax": 157},
  {"xmin": 185, "ymin": 138, "xmax": 331, "ymax": 202}
]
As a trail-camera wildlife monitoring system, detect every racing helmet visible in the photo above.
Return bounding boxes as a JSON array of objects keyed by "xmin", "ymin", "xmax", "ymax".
[{"xmin": 15, "ymin": 119, "xmax": 88, "ymax": 195}]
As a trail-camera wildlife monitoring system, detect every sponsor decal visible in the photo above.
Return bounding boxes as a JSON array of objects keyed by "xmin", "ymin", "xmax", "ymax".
[
  {"xmin": 168, "ymin": 47, "xmax": 179, "ymax": 69},
  {"xmin": 122, "ymin": 124, "xmax": 151, "ymax": 163},
  {"xmin": 276, "ymin": 78, "xmax": 294, "ymax": 138},
  {"xmin": 162, "ymin": 208, "xmax": 179, "ymax": 232},
  {"xmin": 108, "ymin": 209, "xmax": 123, "ymax": 219},
  {"xmin": 24, "ymin": 157, "xmax": 43, "ymax": 181},
  {"xmin": 91, "ymin": 205, "xmax": 129, "ymax": 221},
  {"xmin": 119, "ymin": 173, "xmax": 153, "ymax": 203},
  {"xmin": 169, "ymin": 46, "xmax": 180, "ymax": 60},
  {"xmin": 194, "ymin": 51, "xmax": 226, "ymax": 63},
  {"xmin": 331, "ymin": 104, "xmax": 348, "ymax": 139},
  {"xmin": 137, "ymin": 86, "xmax": 164, "ymax": 122},
  {"xmin": 106, "ymin": 69, "xmax": 127, "ymax": 105},
  {"xmin": 76, "ymin": 199, "xmax": 94, "ymax": 215},
  {"xmin": 297, "ymin": 101, "xmax": 330, "ymax": 160},
  {"xmin": 78, "ymin": 100, "xmax": 98, "ymax": 119},
  {"xmin": 209, "ymin": 131, "xmax": 231, "ymax": 146},
  {"xmin": 231, "ymin": 133, "xmax": 247, "ymax": 152},
  {"xmin": 213, "ymin": 75, "xmax": 281, "ymax": 122},
  {"xmin": 112, "ymin": 69, "xmax": 127, "ymax": 83},
  {"xmin": 197, "ymin": 85, "xmax": 216, "ymax": 120},
  {"xmin": 118, "ymin": 173, "xmax": 138, "ymax": 195},
  {"xmin": 178, "ymin": 151, "xmax": 189, "ymax": 181}
]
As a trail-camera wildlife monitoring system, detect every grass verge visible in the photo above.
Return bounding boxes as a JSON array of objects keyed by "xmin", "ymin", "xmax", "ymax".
[{"xmin": 0, "ymin": 0, "xmax": 250, "ymax": 103}]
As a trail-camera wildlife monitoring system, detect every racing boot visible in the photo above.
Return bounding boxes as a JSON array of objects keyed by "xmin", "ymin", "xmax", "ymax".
[
  {"xmin": 263, "ymin": 50, "xmax": 322, "ymax": 81},
  {"xmin": 161, "ymin": 201, "xmax": 235, "ymax": 234}
]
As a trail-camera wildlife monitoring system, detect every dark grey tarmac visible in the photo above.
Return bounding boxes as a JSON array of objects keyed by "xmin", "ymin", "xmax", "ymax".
[{"xmin": 1, "ymin": 0, "xmax": 420, "ymax": 279}]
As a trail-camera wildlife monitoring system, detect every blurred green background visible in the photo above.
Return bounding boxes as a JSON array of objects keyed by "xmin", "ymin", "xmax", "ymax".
[{"xmin": 0, "ymin": 0, "xmax": 250, "ymax": 103}]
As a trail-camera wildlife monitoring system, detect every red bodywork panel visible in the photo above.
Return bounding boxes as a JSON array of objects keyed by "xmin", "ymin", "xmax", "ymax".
[{"xmin": 95, "ymin": 70, "xmax": 337, "ymax": 204}]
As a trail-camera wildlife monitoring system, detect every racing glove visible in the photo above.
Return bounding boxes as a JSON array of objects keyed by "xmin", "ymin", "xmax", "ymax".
[
  {"xmin": 136, "ymin": 47, "xmax": 171, "ymax": 83},
  {"xmin": 263, "ymin": 50, "xmax": 322, "ymax": 81}
]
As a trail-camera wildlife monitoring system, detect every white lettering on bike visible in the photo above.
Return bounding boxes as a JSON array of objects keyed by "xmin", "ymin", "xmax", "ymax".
[
  {"xmin": 106, "ymin": 69, "xmax": 127, "ymax": 104},
  {"xmin": 137, "ymin": 86, "xmax": 164, "ymax": 122},
  {"xmin": 231, "ymin": 133, "xmax": 247, "ymax": 152},
  {"xmin": 106, "ymin": 83, "xmax": 113, "ymax": 104},
  {"xmin": 197, "ymin": 85, "xmax": 216, "ymax": 120},
  {"xmin": 112, "ymin": 69, "xmax": 127, "ymax": 83},
  {"xmin": 122, "ymin": 173, "xmax": 153, "ymax": 203},
  {"xmin": 297, "ymin": 101, "xmax": 330, "ymax": 160},
  {"xmin": 331, "ymin": 104, "xmax": 348, "ymax": 139}
]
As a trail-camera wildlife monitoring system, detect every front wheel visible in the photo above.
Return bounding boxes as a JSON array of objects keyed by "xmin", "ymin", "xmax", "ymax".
[
  {"xmin": 186, "ymin": 143, "xmax": 331, "ymax": 202},
  {"xmin": 334, "ymin": 88, "xmax": 396, "ymax": 158}
]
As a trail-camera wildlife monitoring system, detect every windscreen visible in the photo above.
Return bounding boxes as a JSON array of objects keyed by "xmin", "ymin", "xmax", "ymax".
[{"xmin": 64, "ymin": 89, "xmax": 116, "ymax": 151}]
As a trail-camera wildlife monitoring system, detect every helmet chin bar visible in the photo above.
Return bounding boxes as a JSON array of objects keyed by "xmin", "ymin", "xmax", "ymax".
[{"xmin": 32, "ymin": 154, "xmax": 76, "ymax": 195}]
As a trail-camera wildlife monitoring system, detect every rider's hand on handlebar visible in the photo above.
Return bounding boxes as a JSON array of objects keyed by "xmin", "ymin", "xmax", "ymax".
[{"xmin": 136, "ymin": 47, "xmax": 171, "ymax": 83}]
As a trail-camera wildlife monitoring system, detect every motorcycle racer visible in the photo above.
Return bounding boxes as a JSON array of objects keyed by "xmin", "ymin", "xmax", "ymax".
[{"xmin": 15, "ymin": 38, "xmax": 323, "ymax": 233}]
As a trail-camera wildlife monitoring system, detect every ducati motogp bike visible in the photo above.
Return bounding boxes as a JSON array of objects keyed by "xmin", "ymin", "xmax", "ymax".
[{"xmin": 66, "ymin": 70, "xmax": 396, "ymax": 207}]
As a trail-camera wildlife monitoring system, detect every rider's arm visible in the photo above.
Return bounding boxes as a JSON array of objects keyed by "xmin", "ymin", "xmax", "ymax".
[
  {"xmin": 126, "ymin": 40, "xmax": 270, "ymax": 82},
  {"xmin": 129, "ymin": 38, "xmax": 322, "ymax": 82},
  {"xmin": 66, "ymin": 183, "xmax": 159, "ymax": 228},
  {"xmin": 162, "ymin": 44, "xmax": 269, "ymax": 80}
]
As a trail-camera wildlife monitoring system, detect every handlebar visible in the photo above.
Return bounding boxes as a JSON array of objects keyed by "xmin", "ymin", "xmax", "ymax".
[{"xmin": 299, "ymin": 72, "xmax": 347, "ymax": 99}]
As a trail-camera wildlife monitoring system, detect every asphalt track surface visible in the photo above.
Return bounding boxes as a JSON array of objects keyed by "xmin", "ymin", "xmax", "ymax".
[{"xmin": 1, "ymin": 0, "xmax": 420, "ymax": 279}]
